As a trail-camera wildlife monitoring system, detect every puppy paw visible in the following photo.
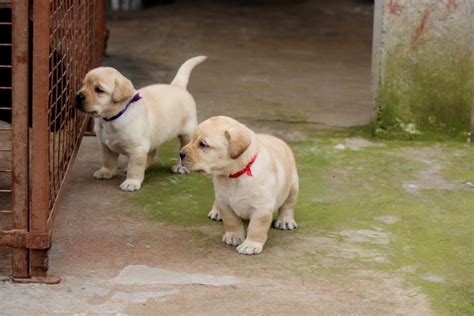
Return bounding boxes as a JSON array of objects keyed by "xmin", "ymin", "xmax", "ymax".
[
  {"xmin": 236, "ymin": 240, "xmax": 264, "ymax": 255},
  {"xmin": 119, "ymin": 179, "xmax": 141, "ymax": 192},
  {"xmin": 171, "ymin": 164, "xmax": 189, "ymax": 174},
  {"xmin": 208, "ymin": 209, "xmax": 222, "ymax": 221},
  {"xmin": 274, "ymin": 217, "xmax": 298, "ymax": 230},
  {"xmin": 94, "ymin": 168, "xmax": 115, "ymax": 179},
  {"xmin": 222, "ymin": 232, "xmax": 245, "ymax": 246}
]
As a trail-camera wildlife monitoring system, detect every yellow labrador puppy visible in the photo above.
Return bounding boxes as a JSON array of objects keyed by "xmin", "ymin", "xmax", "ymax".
[
  {"xmin": 180, "ymin": 116, "xmax": 299, "ymax": 255},
  {"xmin": 75, "ymin": 56, "xmax": 206, "ymax": 191}
]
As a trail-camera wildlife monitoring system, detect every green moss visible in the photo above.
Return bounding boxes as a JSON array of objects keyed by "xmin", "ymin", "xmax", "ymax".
[
  {"xmin": 388, "ymin": 189, "xmax": 474, "ymax": 315},
  {"xmin": 130, "ymin": 140, "xmax": 214, "ymax": 226},
  {"xmin": 291, "ymin": 136, "xmax": 474, "ymax": 315},
  {"xmin": 376, "ymin": 43, "xmax": 473, "ymax": 141},
  {"xmin": 129, "ymin": 131, "xmax": 473, "ymax": 314}
]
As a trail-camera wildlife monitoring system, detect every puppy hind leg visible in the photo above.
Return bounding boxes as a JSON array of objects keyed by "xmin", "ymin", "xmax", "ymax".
[
  {"xmin": 171, "ymin": 134, "xmax": 192, "ymax": 174},
  {"xmin": 146, "ymin": 149, "xmax": 156, "ymax": 169},
  {"xmin": 208, "ymin": 200, "xmax": 222, "ymax": 221},
  {"xmin": 274, "ymin": 182, "xmax": 298, "ymax": 230},
  {"xmin": 94, "ymin": 143, "xmax": 119, "ymax": 179}
]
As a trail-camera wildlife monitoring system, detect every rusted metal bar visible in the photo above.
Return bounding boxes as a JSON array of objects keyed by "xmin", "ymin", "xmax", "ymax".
[
  {"xmin": 7, "ymin": 0, "xmax": 104, "ymax": 284},
  {"xmin": 0, "ymin": 230, "xmax": 50, "ymax": 249},
  {"xmin": 11, "ymin": 0, "xmax": 30, "ymax": 279},
  {"xmin": 97, "ymin": 0, "xmax": 106, "ymax": 62},
  {"xmin": 30, "ymin": 0, "xmax": 51, "ymax": 280}
]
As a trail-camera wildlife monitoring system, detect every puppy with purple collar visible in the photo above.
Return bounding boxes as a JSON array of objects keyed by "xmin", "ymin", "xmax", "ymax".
[
  {"xmin": 75, "ymin": 56, "xmax": 206, "ymax": 191},
  {"xmin": 180, "ymin": 116, "xmax": 299, "ymax": 255}
]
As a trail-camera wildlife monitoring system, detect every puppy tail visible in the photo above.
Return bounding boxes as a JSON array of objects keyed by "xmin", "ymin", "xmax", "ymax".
[{"xmin": 170, "ymin": 56, "xmax": 207, "ymax": 89}]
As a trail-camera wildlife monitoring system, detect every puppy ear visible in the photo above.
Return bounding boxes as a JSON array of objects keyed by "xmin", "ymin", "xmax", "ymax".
[
  {"xmin": 225, "ymin": 127, "xmax": 251, "ymax": 159},
  {"xmin": 112, "ymin": 75, "xmax": 135, "ymax": 103}
]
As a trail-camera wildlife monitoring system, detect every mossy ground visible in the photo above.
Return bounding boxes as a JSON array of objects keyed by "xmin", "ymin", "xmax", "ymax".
[{"xmin": 131, "ymin": 130, "xmax": 473, "ymax": 315}]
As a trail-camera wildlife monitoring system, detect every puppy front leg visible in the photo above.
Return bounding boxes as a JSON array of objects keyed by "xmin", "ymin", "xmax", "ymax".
[
  {"xmin": 219, "ymin": 202, "xmax": 245, "ymax": 246},
  {"xmin": 120, "ymin": 152, "xmax": 147, "ymax": 192},
  {"xmin": 94, "ymin": 143, "xmax": 118, "ymax": 179},
  {"xmin": 236, "ymin": 211, "xmax": 272, "ymax": 255}
]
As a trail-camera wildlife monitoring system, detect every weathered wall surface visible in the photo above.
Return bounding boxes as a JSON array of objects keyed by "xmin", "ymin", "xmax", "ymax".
[{"xmin": 373, "ymin": 0, "xmax": 473, "ymax": 140}]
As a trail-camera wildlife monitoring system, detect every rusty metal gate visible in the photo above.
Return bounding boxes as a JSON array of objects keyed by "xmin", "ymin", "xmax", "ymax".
[{"xmin": 0, "ymin": 0, "xmax": 105, "ymax": 283}]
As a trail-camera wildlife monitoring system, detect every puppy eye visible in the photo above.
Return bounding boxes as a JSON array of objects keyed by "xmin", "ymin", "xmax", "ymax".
[
  {"xmin": 95, "ymin": 86, "xmax": 104, "ymax": 94},
  {"xmin": 199, "ymin": 140, "xmax": 209, "ymax": 149}
]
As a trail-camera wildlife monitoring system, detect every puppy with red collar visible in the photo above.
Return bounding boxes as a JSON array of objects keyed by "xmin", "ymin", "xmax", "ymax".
[{"xmin": 180, "ymin": 116, "xmax": 299, "ymax": 255}]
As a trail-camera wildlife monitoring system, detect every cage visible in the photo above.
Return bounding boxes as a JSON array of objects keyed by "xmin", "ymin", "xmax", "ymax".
[{"xmin": 0, "ymin": 0, "xmax": 105, "ymax": 283}]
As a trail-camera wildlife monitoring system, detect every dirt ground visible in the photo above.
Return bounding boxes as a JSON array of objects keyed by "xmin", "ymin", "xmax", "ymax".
[{"xmin": 2, "ymin": 0, "xmax": 472, "ymax": 314}]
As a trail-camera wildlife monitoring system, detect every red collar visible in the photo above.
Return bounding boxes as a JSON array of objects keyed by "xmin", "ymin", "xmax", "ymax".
[{"xmin": 229, "ymin": 153, "xmax": 258, "ymax": 178}]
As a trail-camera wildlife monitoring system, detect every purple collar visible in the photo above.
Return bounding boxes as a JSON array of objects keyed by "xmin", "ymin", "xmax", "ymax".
[{"xmin": 103, "ymin": 92, "xmax": 142, "ymax": 122}]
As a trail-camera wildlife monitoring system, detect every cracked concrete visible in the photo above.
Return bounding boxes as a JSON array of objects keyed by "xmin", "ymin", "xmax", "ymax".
[{"xmin": 112, "ymin": 265, "xmax": 239, "ymax": 286}]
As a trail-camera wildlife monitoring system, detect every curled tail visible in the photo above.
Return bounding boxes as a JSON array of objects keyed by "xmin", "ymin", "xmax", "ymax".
[{"xmin": 170, "ymin": 56, "xmax": 207, "ymax": 89}]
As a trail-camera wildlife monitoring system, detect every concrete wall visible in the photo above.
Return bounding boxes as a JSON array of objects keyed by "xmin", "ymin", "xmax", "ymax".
[{"xmin": 372, "ymin": 0, "xmax": 473, "ymax": 141}]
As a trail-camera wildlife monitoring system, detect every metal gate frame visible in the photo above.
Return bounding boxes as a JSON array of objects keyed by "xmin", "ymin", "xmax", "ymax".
[{"xmin": 0, "ymin": 0, "xmax": 105, "ymax": 284}]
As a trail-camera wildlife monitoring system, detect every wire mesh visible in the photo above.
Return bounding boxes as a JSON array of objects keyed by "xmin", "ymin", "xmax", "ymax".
[
  {"xmin": 47, "ymin": 0, "xmax": 103, "ymax": 217},
  {"xmin": 0, "ymin": 6, "xmax": 12, "ymax": 214}
]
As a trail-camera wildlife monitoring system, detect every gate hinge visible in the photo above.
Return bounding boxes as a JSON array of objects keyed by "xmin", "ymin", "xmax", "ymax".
[{"xmin": 0, "ymin": 229, "xmax": 50, "ymax": 249}]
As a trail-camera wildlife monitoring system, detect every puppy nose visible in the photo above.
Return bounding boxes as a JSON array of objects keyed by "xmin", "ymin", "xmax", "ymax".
[
  {"xmin": 75, "ymin": 93, "xmax": 85, "ymax": 108},
  {"xmin": 179, "ymin": 152, "xmax": 186, "ymax": 161}
]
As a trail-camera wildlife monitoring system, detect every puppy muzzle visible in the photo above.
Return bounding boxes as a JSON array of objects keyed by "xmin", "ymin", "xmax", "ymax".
[{"xmin": 74, "ymin": 93, "xmax": 86, "ymax": 110}]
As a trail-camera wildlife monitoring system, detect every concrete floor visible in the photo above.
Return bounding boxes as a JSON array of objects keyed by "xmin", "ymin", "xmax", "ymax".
[
  {"xmin": 103, "ymin": 0, "xmax": 374, "ymax": 127},
  {"xmin": 0, "ymin": 139, "xmax": 430, "ymax": 315},
  {"xmin": 1, "ymin": 1, "xmax": 428, "ymax": 314}
]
